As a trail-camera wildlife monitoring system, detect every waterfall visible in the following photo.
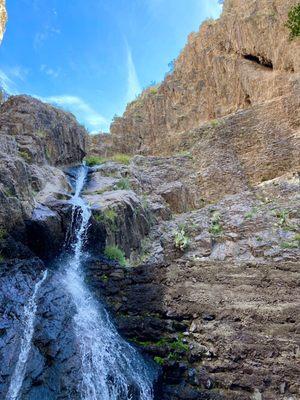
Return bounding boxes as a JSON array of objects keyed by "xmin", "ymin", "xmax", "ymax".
[
  {"xmin": 63, "ymin": 166, "xmax": 155, "ymax": 400},
  {"xmin": 5, "ymin": 270, "xmax": 48, "ymax": 400}
]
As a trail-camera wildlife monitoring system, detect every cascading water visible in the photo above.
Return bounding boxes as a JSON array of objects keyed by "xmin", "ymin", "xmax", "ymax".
[
  {"xmin": 5, "ymin": 270, "xmax": 48, "ymax": 400},
  {"xmin": 63, "ymin": 166, "xmax": 155, "ymax": 400}
]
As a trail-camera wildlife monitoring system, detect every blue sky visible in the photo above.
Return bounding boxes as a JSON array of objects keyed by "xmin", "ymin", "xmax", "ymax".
[{"xmin": 0, "ymin": 0, "xmax": 222, "ymax": 133}]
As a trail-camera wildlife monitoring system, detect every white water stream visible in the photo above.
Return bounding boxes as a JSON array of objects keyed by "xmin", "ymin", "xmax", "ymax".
[
  {"xmin": 6, "ymin": 165, "xmax": 155, "ymax": 400},
  {"xmin": 5, "ymin": 270, "xmax": 48, "ymax": 400},
  {"xmin": 63, "ymin": 166, "xmax": 155, "ymax": 399}
]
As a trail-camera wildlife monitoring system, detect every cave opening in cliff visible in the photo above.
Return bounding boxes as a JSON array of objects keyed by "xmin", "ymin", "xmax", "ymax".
[{"xmin": 243, "ymin": 54, "xmax": 273, "ymax": 69}]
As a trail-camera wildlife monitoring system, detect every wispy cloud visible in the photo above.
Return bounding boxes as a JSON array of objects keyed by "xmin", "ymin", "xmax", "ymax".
[
  {"xmin": 34, "ymin": 26, "xmax": 61, "ymax": 49},
  {"xmin": 40, "ymin": 64, "xmax": 60, "ymax": 78},
  {"xmin": 0, "ymin": 65, "xmax": 30, "ymax": 94},
  {"xmin": 38, "ymin": 95, "xmax": 109, "ymax": 133},
  {"xmin": 0, "ymin": 70, "xmax": 16, "ymax": 93},
  {"xmin": 126, "ymin": 44, "xmax": 141, "ymax": 102}
]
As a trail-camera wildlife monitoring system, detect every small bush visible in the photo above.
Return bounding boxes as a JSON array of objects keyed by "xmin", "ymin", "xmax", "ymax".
[
  {"xmin": 286, "ymin": 4, "xmax": 300, "ymax": 39},
  {"xmin": 115, "ymin": 178, "xmax": 131, "ymax": 190},
  {"xmin": 110, "ymin": 154, "xmax": 132, "ymax": 165},
  {"xmin": 174, "ymin": 228, "xmax": 190, "ymax": 251},
  {"xmin": 209, "ymin": 211, "xmax": 223, "ymax": 236},
  {"xmin": 280, "ymin": 241, "xmax": 299, "ymax": 249},
  {"xmin": 19, "ymin": 150, "xmax": 31, "ymax": 162},
  {"xmin": 0, "ymin": 253, "xmax": 4, "ymax": 263},
  {"xmin": 95, "ymin": 209, "xmax": 117, "ymax": 231},
  {"xmin": 85, "ymin": 156, "xmax": 106, "ymax": 167},
  {"xmin": 154, "ymin": 356, "xmax": 164, "ymax": 366},
  {"xmin": 149, "ymin": 87, "xmax": 158, "ymax": 95},
  {"xmin": 104, "ymin": 245, "xmax": 126, "ymax": 266}
]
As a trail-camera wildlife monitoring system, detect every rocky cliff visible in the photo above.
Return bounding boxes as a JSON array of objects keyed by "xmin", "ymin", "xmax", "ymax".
[
  {"xmin": 89, "ymin": 0, "xmax": 300, "ymax": 205},
  {"xmin": 82, "ymin": 1, "xmax": 300, "ymax": 399},
  {"xmin": 0, "ymin": 0, "xmax": 6, "ymax": 44},
  {"xmin": 109, "ymin": 0, "xmax": 299, "ymax": 155},
  {"xmin": 0, "ymin": 95, "xmax": 87, "ymax": 237}
]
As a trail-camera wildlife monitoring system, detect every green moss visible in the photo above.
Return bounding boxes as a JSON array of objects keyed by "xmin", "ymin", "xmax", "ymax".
[
  {"xmin": 285, "ymin": 4, "xmax": 300, "ymax": 39},
  {"xmin": 104, "ymin": 245, "xmax": 126, "ymax": 266}
]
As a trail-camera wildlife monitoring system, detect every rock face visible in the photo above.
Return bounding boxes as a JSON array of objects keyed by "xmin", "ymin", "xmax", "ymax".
[
  {"xmin": 85, "ymin": 159, "xmax": 300, "ymax": 400},
  {"xmin": 0, "ymin": 95, "xmax": 87, "ymax": 237},
  {"xmin": 0, "ymin": 0, "xmax": 6, "ymax": 44},
  {"xmin": 0, "ymin": 96, "xmax": 86, "ymax": 166},
  {"xmin": 109, "ymin": 0, "xmax": 299, "ymax": 155}
]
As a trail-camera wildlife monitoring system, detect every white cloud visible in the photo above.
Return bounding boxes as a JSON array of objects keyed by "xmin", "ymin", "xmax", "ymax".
[
  {"xmin": 0, "ymin": 66, "xmax": 30, "ymax": 94},
  {"xmin": 0, "ymin": 70, "xmax": 16, "ymax": 93},
  {"xmin": 126, "ymin": 44, "xmax": 141, "ymax": 102},
  {"xmin": 37, "ymin": 95, "xmax": 109, "ymax": 132},
  {"xmin": 40, "ymin": 64, "xmax": 60, "ymax": 78}
]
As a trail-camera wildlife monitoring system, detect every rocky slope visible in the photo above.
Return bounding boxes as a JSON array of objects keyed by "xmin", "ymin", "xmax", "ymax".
[{"xmin": 0, "ymin": 0, "xmax": 6, "ymax": 44}]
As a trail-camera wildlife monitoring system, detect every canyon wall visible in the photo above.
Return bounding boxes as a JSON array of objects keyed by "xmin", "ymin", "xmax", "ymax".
[
  {"xmin": 109, "ymin": 0, "xmax": 299, "ymax": 155},
  {"xmin": 89, "ymin": 0, "xmax": 300, "ymax": 204},
  {"xmin": 0, "ymin": 0, "xmax": 6, "ymax": 44}
]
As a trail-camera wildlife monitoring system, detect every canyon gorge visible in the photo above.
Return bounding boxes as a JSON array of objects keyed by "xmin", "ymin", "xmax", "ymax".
[{"xmin": 0, "ymin": 0, "xmax": 299, "ymax": 399}]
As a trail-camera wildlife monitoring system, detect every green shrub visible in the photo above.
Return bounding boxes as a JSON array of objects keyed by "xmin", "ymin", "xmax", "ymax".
[
  {"xmin": 244, "ymin": 207, "xmax": 258, "ymax": 220},
  {"xmin": 280, "ymin": 241, "xmax": 299, "ymax": 249},
  {"xmin": 210, "ymin": 119, "xmax": 221, "ymax": 128},
  {"xmin": 115, "ymin": 178, "xmax": 131, "ymax": 190},
  {"xmin": 110, "ymin": 154, "xmax": 132, "ymax": 165},
  {"xmin": 104, "ymin": 245, "xmax": 126, "ymax": 266},
  {"xmin": 149, "ymin": 87, "xmax": 158, "ymax": 95},
  {"xmin": 95, "ymin": 209, "xmax": 117, "ymax": 231},
  {"xmin": 85, "ymin": 153, "xmax": 132, "ymax": 167},
  {"xmin": 209, "ymin": 211, "xmax": 223, "ymax": 236},
  {"xmin": 85, "ymin": 156, "xmax": 106, "ymax": 167},
  {"xmin": 286, "ymin": 4, "xmax": 300, "ymax": 39},
  {"xmin": 36, "ymin": 130, "xmax": 47, "ymax": 138},
  {"xmin": 19, "ymin": 150, "xmax": 31, "ymax": 162},
  {"xmin": 0, "ymin": 253, "xmax": 4, "ymax": 263},
  {"xmin": 154, "ymin": 356, "xmax": 164, "ymax": 366},
  {"xmin": 174, "ymin": 228, "xmax": 190, "ymax": 251}
]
